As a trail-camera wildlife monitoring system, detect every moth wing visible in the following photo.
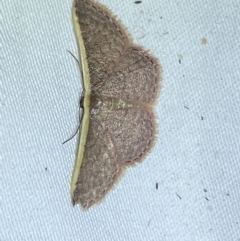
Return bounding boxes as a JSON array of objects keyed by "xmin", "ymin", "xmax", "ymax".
[
  {"xmin": 72, "ymin": 117, "xmax": 121, "ymax": 209},
  {"xmin": 105, "ymin": 107, "xmax": 157, "ymax": 164},
  {"xmin": 72, "ymin": 0, "xmax": 131, "ymax": 89},
  {"xmin": 95, "ymin": 46, "xmax": 162, "ymax": 104}
]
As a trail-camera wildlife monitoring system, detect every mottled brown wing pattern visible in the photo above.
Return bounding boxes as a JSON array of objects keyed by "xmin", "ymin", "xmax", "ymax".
[
  {"xmin": 94, "ymin": 47, "xmax": 161, "ymax": 104},
  {"xmin": 73, "ymin": 99, "xmax": 156, "ymax": 208},
  {"xmin": 74, "ymin": 0, "xmax": 130, "ymax": 88},
  {"xmin": 105, "ymin": 108, "xmax": 156, "ymax": 164},
  {"xmin": 73, "ymin": 116, "xmax": 121, "ymax": 209}
]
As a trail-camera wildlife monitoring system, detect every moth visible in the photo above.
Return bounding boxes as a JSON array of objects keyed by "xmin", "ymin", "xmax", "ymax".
[{"xmin": 71, "ymin": 0, "xmax": 162, "ymax": 209}]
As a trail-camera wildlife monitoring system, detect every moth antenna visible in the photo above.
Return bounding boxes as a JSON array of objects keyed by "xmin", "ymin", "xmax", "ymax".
[
  {"xmin": 62, "ymin": 124, "xmax": 80, "ymax": 145},
  {"xmin": 67, "ymin": 50, "xmax": 83, "ymax": 79}
]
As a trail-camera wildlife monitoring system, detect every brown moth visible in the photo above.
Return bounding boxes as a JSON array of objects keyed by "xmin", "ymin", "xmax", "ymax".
[{"xmin": 71, "ymin": 0, "xmax": 162, "ymax": 209}]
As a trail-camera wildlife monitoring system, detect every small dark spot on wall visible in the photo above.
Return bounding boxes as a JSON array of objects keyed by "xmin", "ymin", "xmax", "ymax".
[
  {"xmin": 201, "ymin": 37, "xmax": 208, "ymax": 45},
  {"xmin": 178, "ymin": 54, "xmax": 183, "ymax": 64},
  {"xmin": 176, "ymin": 193, "xmax": 182, "ymax": 199}
]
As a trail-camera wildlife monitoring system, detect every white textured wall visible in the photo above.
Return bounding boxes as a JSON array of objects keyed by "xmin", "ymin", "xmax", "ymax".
[{"xmin": 1, "ymin": 0, "xmax": 240, "ymax": 240}]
